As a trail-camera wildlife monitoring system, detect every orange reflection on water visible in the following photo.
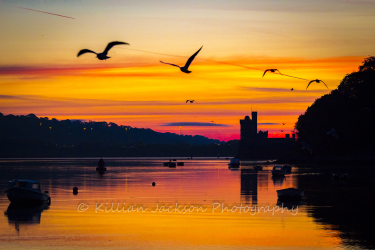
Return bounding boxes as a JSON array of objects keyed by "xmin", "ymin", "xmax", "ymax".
[{"xmin": 0, "ymin": 160, "xmax": 343, "ymax": 248}]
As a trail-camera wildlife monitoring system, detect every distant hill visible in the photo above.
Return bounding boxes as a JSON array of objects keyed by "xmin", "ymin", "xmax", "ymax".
[{"xmin": 0, "ymin": 113, "xmax": 238, "ymax": 157}]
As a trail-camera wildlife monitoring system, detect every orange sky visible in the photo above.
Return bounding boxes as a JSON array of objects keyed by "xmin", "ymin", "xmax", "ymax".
[{"xmin": 1, "ymin": 1, "xmax": 374, "ymax": 141}]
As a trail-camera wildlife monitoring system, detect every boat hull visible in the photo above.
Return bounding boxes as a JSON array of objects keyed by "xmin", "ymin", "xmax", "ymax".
[
  {"xmin": 228, "ymin": 163, "xmax": 240, "ymax": 169},
  {"xmin": 6, "ymin": 188, "xmax": 50, "ymax": 204},
  {"xmin": 277, "ymin": 188, "xmax": 304, "ymax": 199},
  {"xmin": 168, "ymin": 163, "xmax": 176, "ymax": 168},
  {"xmin": 254, "ymin": 165, "xmax": 263, "ymax": 171},
  {"xmin": 282, "ymin": 165, "xmax": 292, "ymax": 173},
  {"xmin": 271, "ymin": 170, "xmax": 285, "ymax": 176}
]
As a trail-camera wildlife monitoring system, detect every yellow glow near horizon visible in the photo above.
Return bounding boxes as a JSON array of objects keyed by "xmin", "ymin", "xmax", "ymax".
[{"xmin": 0, "ymin": 56, "xmax": 364, "ymax": 140}]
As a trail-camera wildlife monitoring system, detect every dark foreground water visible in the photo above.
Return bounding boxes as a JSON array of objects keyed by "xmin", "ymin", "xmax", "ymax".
[{"xmin": 0, "ymin": 158, "xmax": 374, "ymax": 249}]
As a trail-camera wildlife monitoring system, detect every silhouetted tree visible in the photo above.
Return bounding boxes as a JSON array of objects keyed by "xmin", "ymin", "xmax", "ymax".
[
  {"xmin": 0, "ymin": 113, "xmax": 235, "ymax": 157},
  {"xmin": 295, "ymin": 56, "xmax": 375, "ymax": 156}
]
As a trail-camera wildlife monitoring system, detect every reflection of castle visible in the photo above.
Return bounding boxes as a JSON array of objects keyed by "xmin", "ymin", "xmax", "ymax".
[
  {"xmin": 240, "ymin": 169, "xmax": 258, "ymax": 204},
  {"xmin": 238, "ymin": 112, "xmax": 295, "ymax": 160}
]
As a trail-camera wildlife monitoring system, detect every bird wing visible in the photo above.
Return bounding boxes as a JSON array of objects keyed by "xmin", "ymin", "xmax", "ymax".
[
  {"xmin": 103, "ymin": 41, "xmax": 129, "ymax": 54},
  {"xmin": 184, "ymin": 46, "xmax": 203, "ymax": 69},
  {"xmin": 275, "ymin": 69, "xmax": 283, "ymax": 75},
  {"xmin": 262, "ymin": 70, "xmax": 269, "ymax": 77},
  {"xmin": 321, "ymin": 80, "xmax": 329, "ymax": 89},
  {"xmin": 77, "ymin": 49, "xmax": 97, "ymax": 57},
  {"xmin": 186, "ymin": 100, "xmax": 189, "ymax": 103},
  {"xmin": 160, "ymin": 61, "xmax": 180, "ymax": 68},
  {"xmin": 306, "ymin": 80, "xmax": 314, "ymax": 89}
]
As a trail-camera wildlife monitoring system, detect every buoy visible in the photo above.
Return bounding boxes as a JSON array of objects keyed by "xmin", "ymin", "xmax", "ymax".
[
  {"xmin": 152, "ymin": 182, "xmax": 155, "ymax": 186},
  {"xmin": 73, "ymin": 187, "xmax": 78, "ymax": 194}
]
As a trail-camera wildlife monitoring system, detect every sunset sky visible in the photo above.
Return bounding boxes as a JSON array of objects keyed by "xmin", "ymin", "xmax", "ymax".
[{"xmin": 1, "ymin": 0, "xmax": 375, "ymax": 141}]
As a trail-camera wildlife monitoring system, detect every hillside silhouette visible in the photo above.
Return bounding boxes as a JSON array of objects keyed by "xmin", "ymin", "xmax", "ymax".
[
  {"xmin": 295, "ymin": 56, "xmax": 375, "ymax": 159},
  {"xmin": 0, "ymin": 113, "xmax": 238, "ymax": 157}
]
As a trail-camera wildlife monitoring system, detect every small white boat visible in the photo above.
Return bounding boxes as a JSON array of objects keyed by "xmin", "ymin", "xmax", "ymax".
[
  {"xmin": 5, "ymin": 180, "xmax": 51, "ymax": 205},
  {"xmin": 277, "ymin": 188, "xmax": 304, "ymax": 199},
  {"xmin": 228, "ymin": 158, "xmax": 240, "ymax": 169},
  {"xmin": 272, "ymin": 165, "xmax": 286, "ymax": 176}
]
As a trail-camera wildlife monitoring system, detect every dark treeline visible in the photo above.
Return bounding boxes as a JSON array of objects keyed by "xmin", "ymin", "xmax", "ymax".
[
  {"xmin": 294, "ymin": 56, "xmax": 375, "ymax": 160},
  {"xmin": 0, "ymin": 113, "xmax": 238, "ymax": 157}
]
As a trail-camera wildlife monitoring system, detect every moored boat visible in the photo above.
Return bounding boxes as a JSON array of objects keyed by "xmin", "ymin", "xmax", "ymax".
[
  {"xmin": 5, "ymin": 180, "xmax": 51, "ymax": 205},
  {"xmin": 168, "ymin": 162, "xmax": 176, "ymax": 168},
  {"xmin": 177, "ymin": 162, "xmax": 184, "ymax": 166},
  {"xmin": 254, "ymin": 165, "xmax": 263, "ymax": 171},
  {"xmin": 277, "ymin": 188, "xmax": 304, "ymax": 199},
  {"xmin": 228, "ymin": 158, "xmax": 240, "ymax": 169},
  {"xmin": 272, "ymin": 165, "xmax": 286, "ymax": 176}
]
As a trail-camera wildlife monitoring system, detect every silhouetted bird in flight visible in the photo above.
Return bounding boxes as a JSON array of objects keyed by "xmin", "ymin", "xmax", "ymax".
[
  {"xmin": 262, "ymin": 69, "xmax": 282, "ymax": 77},
  {"xmin": 186, "ymin": 100, "xmax": 195, "ymax": 103},
  {"xmin": 281, "ymin": 130, "xmax": 284, "ymax": 132},
  {"xmin": 160, "ymin": 46, "xmax": 202, "ymax": 73},
  {"xmin": 327, "ymin": 128, "xmax": 339, "ymax": 139},
  {"xmin": 291, "ymin": 88, "xmax": 294, "ymax": 91},
  {"xmin": 77, "ymin": 41, "xmax": 129, "ymax": 60},
  {"xmin": 282, "ymin": 123, "xmax": 285, "ymax": 125},
  {"xmin": 306, "ymin": 79, "xmax": 329, "ymax": 89}
]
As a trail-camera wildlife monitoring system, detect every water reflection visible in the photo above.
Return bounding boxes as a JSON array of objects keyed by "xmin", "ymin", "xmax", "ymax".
[
  {"xmin": 272, "ymin": 175, "xmax": 285, "ymax": 187},
  {"xmin": 4, "ymin": 203, "xmax": 49, "ymax": 233},
  {"xmin": 240, "ymin": 168, "xmax": 257, "ymax": 204},
  {"xmin": 0, "ymin": 159, "xmax": 373, "ymax": 248},
  {"xmin": 276, "ymin": 198, "xmax": 304, "ymax": 209},
  {"xmin": 297, "ymin": 165, "xmax": 375, "ymax": 249}
]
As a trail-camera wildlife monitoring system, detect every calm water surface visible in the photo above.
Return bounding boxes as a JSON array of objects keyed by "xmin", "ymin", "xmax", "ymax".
[{"xmin": 0, "ymin": 158, "xmax": 374, "ymax": 249}]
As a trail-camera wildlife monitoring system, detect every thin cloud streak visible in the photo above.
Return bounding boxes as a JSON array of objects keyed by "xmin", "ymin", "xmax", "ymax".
[
  {"xmin": 0, "ymin": 94, "xmax": 318, "ymax": 107},
  {"xmin": 258, "ymin": 123, "xmax": 280, "ymax": 125},
  {"xmin": 160, "ymin": 122, "xmax": 229, "ymax": 127}
]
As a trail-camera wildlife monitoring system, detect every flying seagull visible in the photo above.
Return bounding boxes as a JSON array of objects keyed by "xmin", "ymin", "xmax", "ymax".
[
  {"xmin": 262, "ymin": 69, "xmax": 282, "ymax": 77},
  {"xmin": 306, "ymin": 79, "xmax": 329, "ymax": 89},
  {"xmin": 160, "ymin": 46, "xmax": 203, "ymax": 73},
  {"xmin": 186, "ymin": 100, "xmax": 195, "ymax": 103},
  {"xmin": 77, "ymin": 41, "xmax": 129, "ymax": 60},
  {"xmin": 291, "ymin": 88, "xmax": 294, "ymax": 91}
]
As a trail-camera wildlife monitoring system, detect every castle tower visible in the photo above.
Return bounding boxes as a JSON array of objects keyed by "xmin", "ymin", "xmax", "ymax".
[
  {"xmin": 240, "ymin": 112, "xmax": 258, "ymax": 142},
  {"xmin": 251, "ymin": 111, "xmax": 257, "ymax": 136}
]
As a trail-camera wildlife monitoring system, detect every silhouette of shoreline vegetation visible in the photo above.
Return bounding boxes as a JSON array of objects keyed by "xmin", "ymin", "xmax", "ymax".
[
  {"xmin": 0, "ymin": 113, "xmax": 238, "ymax": 157},
  {"xmin": 284, "ymin": 56, "xmax": 375, "ymax": 163}
]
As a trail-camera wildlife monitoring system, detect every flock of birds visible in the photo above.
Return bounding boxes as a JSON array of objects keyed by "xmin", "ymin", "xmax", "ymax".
[
  {"xmin": 77, "ymin": 40, "xmax": 335, "ymax": 152},
  {"xmin": 77, "ymin": 41, "xmax": 329, "ymax": 90}
]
